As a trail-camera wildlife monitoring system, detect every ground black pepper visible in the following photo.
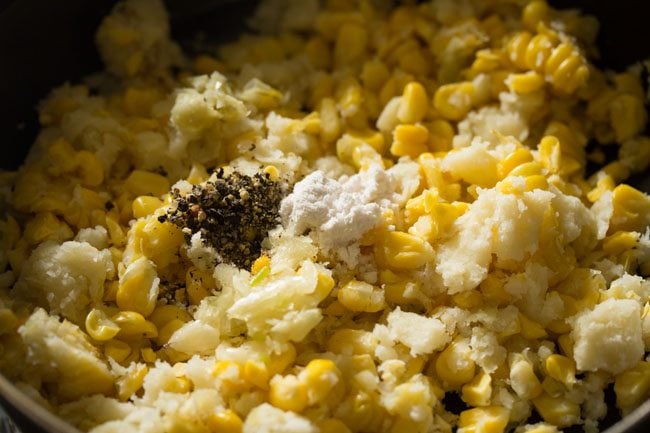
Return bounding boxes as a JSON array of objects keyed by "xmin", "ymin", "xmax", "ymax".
[{"xmin": 160, "ymin": 168, "xmax": 285, "ymax": 269}]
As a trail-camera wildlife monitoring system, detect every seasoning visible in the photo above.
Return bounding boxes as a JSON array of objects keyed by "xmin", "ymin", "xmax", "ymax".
[{"xmin": 162, "ymin": 168, "xmax": 285, "ymax": 268}]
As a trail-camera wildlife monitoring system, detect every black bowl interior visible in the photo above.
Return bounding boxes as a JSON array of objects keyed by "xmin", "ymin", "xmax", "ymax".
[{"xmin": 0, "ymin": 0, "xmax": 649, "ymax": 432}]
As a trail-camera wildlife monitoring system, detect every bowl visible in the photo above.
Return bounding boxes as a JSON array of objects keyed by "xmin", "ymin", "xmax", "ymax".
[{"xmin": 0, "ymin": 1, "xmax": 648, "ymax": 432}]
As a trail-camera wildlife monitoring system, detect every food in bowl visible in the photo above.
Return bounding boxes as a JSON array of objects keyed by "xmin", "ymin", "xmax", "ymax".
[{"xmin": 0, "ymin": 0, "xmax": 649, "ymax": 432}]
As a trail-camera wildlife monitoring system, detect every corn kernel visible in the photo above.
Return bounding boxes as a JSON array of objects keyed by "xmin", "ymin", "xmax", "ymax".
[
  {"xmin": 117, "ymin": 364, "xmax": 148, "ymax": 401},
  {"xmin": 508, "ymin": 161, "xmax": 544, "ymax": 177},
  {"xmin": 509, "ymin": 354, "xmax": 543, "ymax": 399},
  {"xmin": 545, "ymin": 354, "xmax": 576, "ymax": 386},
  {"xmin": 519, "ymin": 314, "xmax": 548, "ymax": 340},
  {"xmin": 186, "ymin": 267, "xmax": 214, "ymax": 305},
  {"xmin": 614, "ymin": 361, "xmax": 650, "ymax": 415},
  {"xmin": 334, "ymin": 22, "xmax": 367, "ymax": 66},
  {"xmin": 316, "ymin": 419, "xmax": 352, "ymax": 433},
  {"xmin": 610, "ymin": 184, "xmax": 650, "ymax": 233},
  {"xmin": 302, "ymin": 358, "xmax": 342, "ymax": 404},
  {"xmin": 132, "ymin": 196, "xmax": 163, "ymax": 219},
  {"xmin": 75, "ymin": 151, "xmax": 104, "ymax": 187},
  {"xmin": 269, "ymin": 374, "xmax": 308, "ymax": 412},
  {"xmin": 112, "ymin": 311, "xmax": 158, "ymax": 340},
  {"xmin": 85, "ymin": 308, "xmax": 120, "ymax": 341},
  {"xmin": 523, "ymin": 0, "xmax": 549, "ymax": 30},
  {"xmin": 207, "ymin": 410, "xmax": 243, "ymax": 433},
  {"xmin": 156, "ymin": 318, "xmax": 185, "ymax": 346},
  {"xmin": 391, "ymin": 124, "xmax": 430, "ymax": 158},
  {"xmin": 498, "ymin": 148, "xmax": 534, "ymax": 179},
  {"xmin": 242, "ymin": 359, "xmax": 270, "ymax": 390},
  {"xmin": 398, "ymin": 82, "xmax": 428, "ymax": 124},
  {"xmin": 538, "ymin": 136, "xmax": 561, "ymax": 174},
  {"xmin": 434, "ymin": 82, "xmax": 474, "ymax": 121},
  {"xmin": 462, "ymin": 371, "xmax": 492, "ymax": 407},
  {"xmin": 380, "ymin": 231, "xmax": 434, "ymax": 270},
  {"xmin": 337, "ymin": 279, "xmax": 385, "ymax": 313},
  {"xmin": 141, "ymin": 347, "xmax": 157, "ymax": 363},
  {"xmin": 436, "ymin": 339, "xmax": 476, "ymax": 387},
  {"xmin": 457, "ymin": 406, "xmax": 509, "ymax": 433},
  {"xmin": 508, "ymin": 71, "xmax": 545, "ymax": 93},
  {"xmin": 104, "ymin": 339, "xmax": 132, "ymax": 362},
  {"xmin": 124, "ymin": 170, "xmax": 170, "ymax": 197},
  {"xmin": 532, "ymin": 393, "xmax": 580, "ymax": 428},
  {"xmin": 117, "ymin": 256, "xmax": 159, "ymax": 317}
]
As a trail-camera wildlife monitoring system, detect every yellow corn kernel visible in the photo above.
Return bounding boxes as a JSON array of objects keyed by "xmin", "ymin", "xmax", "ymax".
[
  {"xmin": 479, "ymin": 274, "xmax": 511, "ymax": 306},
  {"xmin": 337, "ymin": 279, "xmax": 385, "ymax": 313},
  {"xmin": 207, "ymin": 410, "xmax": 243, "ymax": 433},
  {"xmin": 603, "ymin": 231, "xmax": 639, "ymax": 256},
  {"xmin": 316, "ymin": 419, "xmax": 352, "ymax": 433},
  {"xmin": 85, "ymin": 308, "xmax": 120, "ymax": 341},
  {"xmin": 428, "ymin": 119, "xmax": 455, "ymax": 152},
  {"xmin": 117, "ymin": 256, "xmax": 159, "ymax": 317},
  {"xmin": 518, "ymin": 314, "xmax": 548, "ymax": 340},
  {"xmin": 508, "ymin": 71, "xmax": 545, "ymax": 93},
  {"xmin": 538, "ymin": 136, "xmax": 561, "ymax": 174},
  {"xmin": 610, "ymin": 184, "xmax": 650, "ymax": 233},
  {"xmin": 242, "ymin": 359, "xmax": 270, "ymax": 390},
  {"xmin": 23, "ymin": 212, "xmax": 73, "ymax": 245},
  {"xmin": 314, "ymin": 271, "xmax": 335, "ymax": 301},
  {"xmin": 436, "ymin": 340, "xmax": 476, "ymax": 387},
  {"xmin": 452, "ymin": 290, "xmax": 483, "ymax": 309},
  {"xmin": 532, "ymin": 393, "xmax": 581, "ymax": 428},
  {"xmin": 509, "ymin": 354, "xmax": 543, "ymax": 399},
  {"xmin": 132, "ymin": 196, "xmax": 163, "ymax": 219},
  {"xmin": 149, "ymin": 304, "xmax": 192, "ymax": 330},
  {"xmin": 462, "ymin": 371, "xmax": 492, "ymax": 407},
  {"xmin": 457, "ymin": 406, "xmax": 509, "ymax": 433},
  {"xmin": 545, "ymin": 354, "xmax": 576, "ymax": 386},
  {"xmin": 113, "ymin": 311, "xmax": 158, "ymax": 340},
  {"xmin": 319, "ymin": 97, "xmax": 341, "ymax": 143},
  {"xmin": 124, "ymin": 170, "xmax": 170, "ymax": 197},
  {"xmin": 269, "ymin": 374, "xmax": 309, "ymax": 412},
  {"xmin": 614, "ymin": 361, "xmax": 650, "ymax": 415},
  {"xmin": 327, "ymin": 329, "xmax": 377, "ymax": 356},
  {"xmin": 523, "ymin": 0, "xmax": 549, "ymax": 31},
  {"xmin": 104, "ymin": 339, "xmax": 132, "ymax": 363},
  {"xmin": 302, "ymin": 358, "xmax": 342, "ymax": 404},
  {"xmin": 105, "ymin": 214, "xmax": 126, "ymax": 247},
  {"xmin": 186, "ymin": 266, "xmax": 215, "ymax": 306},
  {"xmin": 352, "ymin": 143, "xmax": 383, "ymax": 170},
  {"xmin": 508, "ymin": 161, "xmax": 544, "ymax": 177},
  {"xmin": 433, "ymin": 82, "xmax": 474, "ymax": 121},
  {"xmin": 211, "ymin": 360, "xmax": 247, "ymax": 393},
  {"xmin": 47, "ymin": 137, "xmax": 77, "ymax": 174},
  {"xmin": 251, "ymin": 255, "xmax": 270, "ymax": 275},
  {"xmin": 117, "ymin": 364, "xmax": 148, "ymax": 401},
  {"xmin": 587, "ymin": 175, "xmax": 615, "ymax": 203},
  {"xmin": 380, "ymin": 231, "xmax": 434, "ymax": 270},
  {"xmin": 334, "ymin": 22, "xmax": 367, "ymax": 66},
  {"xmin": 391, "ymin": 123, "xmax": 429, "ymax": 158},
  {"xmin": 165, "ymin": 376, "xmax": 192, "ymax": 394},
  {"xmin": 398, "ymin": 82, "xmax": 428, "ymax": 124},
  {"xmin": 267, "ymin": 344, "xmax": 297, "ymax": 377},
  {"xmin": 361, "ymin": 59, "xmax": 390, "ymax": 91},
  {"xmin": 156, "ymin": 318, "xmax": 185, "ymax": 346},
  {"xmin": 141, "ymin": 347, "xmax": 157, "ymax": 363},
  {"xmin": 348, "ymin": 129, "xmax": 385, "ymax": 154},
  {"xmin": 611, "ymin": 93, "xmax": 647, "ymax": 142},
  {"xmin": 75, "ymin": 151, "xmax": 104, "ymax": 187},
  {"xmin": 497, "ymin": 148, "xmax": 534, "ymax": 179}
]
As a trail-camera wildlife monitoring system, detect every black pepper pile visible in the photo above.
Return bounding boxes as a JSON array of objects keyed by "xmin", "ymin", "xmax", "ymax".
[{"xmin": 160, "ymin": 168, "xmax": 285, "ymax": 268}]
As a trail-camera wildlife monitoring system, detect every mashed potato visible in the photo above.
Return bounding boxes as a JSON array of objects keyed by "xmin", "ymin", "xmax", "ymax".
[{"xmin": 0, "ymin": 0, "xmax": 649, "ymax": 432}]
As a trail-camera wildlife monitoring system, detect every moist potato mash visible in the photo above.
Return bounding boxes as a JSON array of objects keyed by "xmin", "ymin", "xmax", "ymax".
[{"xmin": 0, "ymin": 0, "xmax": 649, "ymax": 432}]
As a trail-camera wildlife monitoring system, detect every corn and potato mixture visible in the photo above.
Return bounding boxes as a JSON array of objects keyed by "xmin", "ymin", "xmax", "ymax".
[{"xmin": 1, "ymin": 0, "xmax": 650, "ymax": 432}]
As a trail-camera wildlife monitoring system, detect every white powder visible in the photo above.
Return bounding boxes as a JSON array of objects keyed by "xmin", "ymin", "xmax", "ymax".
[{"xmin": 280, "ymin": 165, "xmax": 394, "ymax": 248}]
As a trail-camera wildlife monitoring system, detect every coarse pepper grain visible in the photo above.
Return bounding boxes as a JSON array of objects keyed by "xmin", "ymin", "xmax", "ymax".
[{"xmin": 161, "ymin": 168, "xmax": 286, "ymax": 268}]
